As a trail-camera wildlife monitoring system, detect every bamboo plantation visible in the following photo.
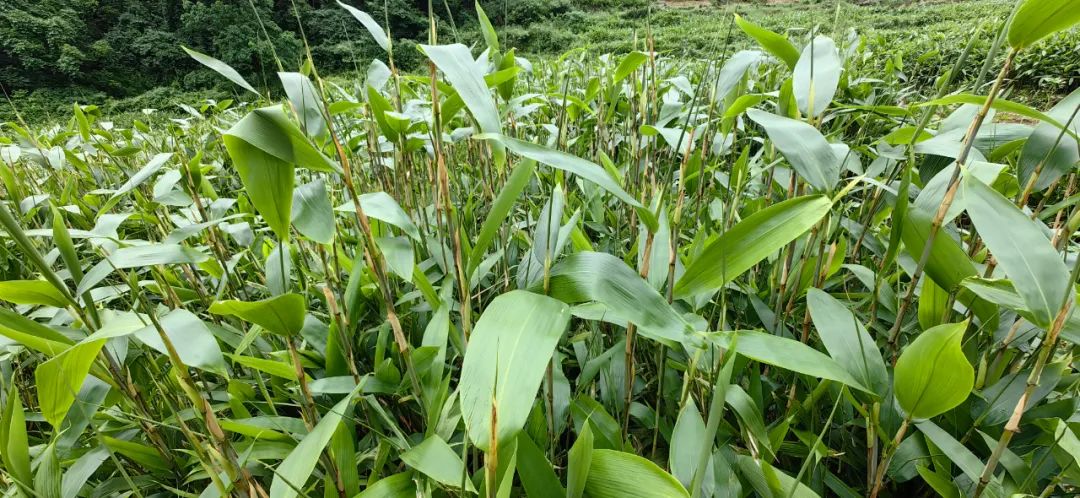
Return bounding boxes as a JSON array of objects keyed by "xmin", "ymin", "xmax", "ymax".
[{"xmin": 2, "ymin": 0, "xmax": 1080, "ymax": 496}]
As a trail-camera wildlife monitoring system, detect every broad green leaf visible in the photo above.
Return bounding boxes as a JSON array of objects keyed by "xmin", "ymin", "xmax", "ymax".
[
  {"xmin": 101, "ymin": 436, "xmax": 170, "ymax": 471},
  {"xmin": 746, "ymin": 109, "xmax": 841, "ymax": 191},
  {"xmin": 73, "ymin": 102, "xmax": 90, "ymax": 140},
  {"xmin": 266, "ymin": 241, "xmax": 292, "ymax": 296},
  {"xmin": 134, "ymin": 309, "xmax": 228, "ymax": 376},
  {"xmin": 35, "ymin": 442, "xmax": 61, "ymax": 498},
  {"xmin": 291, "ymin": 178, "xmax": 335, "ymax": 244},
  {"xmin": 723, "ymin": 94, "xmax": 769, "ymax": 120},
  {"xmin": 475, "ymin": 1, "xmax": 499, "ymax": 53},
  {"xmin": 36, "ymin": 340, "xmax": 106, "ymax": 428},
  {"xmin": 543, "ymin": 252, "xmax": 691, "ymax": 347},
  {"xmin": 422, "ymin": 44, "xmax": 502, "ymax": 135},
  {"xmin": 720, "ymin": 330, "xmax": 871, "ymax": 393},
  {"xmin": 468, "ymin": 159, "xmax": 535, "ymax": 273},
  {"xmin": 0, "ymin": 308, "xmax": 72, "ymax": 356},
  {"xmin": 915, "ymin": 420, "xmax": 987, "ymax": 483},
  {"xmin": 1007, "ymin": 0, "xmax": 1080, "ymax": 49},
  {"xmin": 61, "ymin": 446, "xmax": 109, "ymax": 498},
  {"xmin": 105, "ymin": 152, "xmax": 173, "ymax": 210},
  {"xmin": 366, "ymin": 85, "xmax": 400, "ymax": 141},
  {"xmin": 356, "ymin": 472, "xmax": 416, "ymax": 498},
  {"xmin": 337, "ymin": 192, "xmax": 421, "ymax": 240},
  {"xmin": 224, "ymin": 107, "xmax": 338, "ymax": 179},
  {"xmin": 961, "ymin": 277, "xmax": 1029, "ymax": 311},
  {"xmin": 584, "ymin": 449, "xmax": 689, "ymax": 498},
  {"xmin": 225, "ymin": 132, "xmax": 294, "ymax": 239},
  {"xmin": 229, "ymin": 354, "xmax": 299, "ymax": 381},
  {"xmin": 899, "ymin": 198, "xmax": 998, "ymax": 329},
  {"xmin": 475, "ymin": 134, "xmax": 654, "ymax": 229},
  {"xmin": 106, "ymin": 243, "xmax": 209, "ymax": 269},
  {"xmin": 979, "ymin": 361, "xmax": 1065, "ymax": 426},
  {"xmin": 793, "ymin": 36, "xmax": 841, "ymax": 118},
  {"xmin": 962, "ymin": 278, "xmax": 1080, "ymax": 346},
  {"xmin": 338, "ymin": 1, "xmax": 389, "ymax": 52},
  {"xmin": 920, "ymin": 94, "xmax": 1079, "ymax": 140},
  {"xmin": 0, "ymin": 280, "xmax": 68, "ymax": 307},
  {"xmin": 807, "ymin": 289, "xmax": 889, "ymax": 397},
  {"xmin": 496, "ymin": 48, "xmax": 518, "ymax": 101},
  {"xmin": 675, "ymin": 195, "xmax": 831, "ymax": 298},
  {"xmin": 916, "ymin": 465, "xmax": 962, "ymax": 498},
  {"xmin": 918, "ymin": 276, "xmax": 950, "ymax": 331},
  {"xmin": 567, "ymin": 421, "xmax": 594, "ymax": 498},
  {"xmin": 517, "ymin": 433, "xmax": 564, "ymax": 497},
  {"xmin": 670, "ymin": 402, "xmax": 713, "ymax": 497},
  {"xmin": 614, "ymin": 51, "xmax": 648, "ymax": 84},
  {"xmin": 375, "ymin": 236, "xmax": 414, "ymax": 281},
  {"xmin": 736, "ymin": 455, "xmax": 821, "ymax": 498},
  {"xmin": 894, "ymin": 322, "xmax": 974, "ymax": 419},
  {"xmin": 692, "ymin": 341, "xmax": 737, "ymax": 496},
  {"xmin": 724, "ymin": 386, "xmax": 775, "ymax": 461},
  {"xmin": 963, "ymin": 175, "xmax": 1070, "ymax": 328},
  {"xmin": 460, "ymin": 290, "xmax": 571, "ymax": 451},
  {"xmin": 269, "ymin": 386, "xmax": 361, "ymax": 498},
  {"xmin": 182, "ymin": 46, "xmax": 259, "ymax": 95},
  {"xmin": 210, "ymin": 294, "xmax": 306, "ymax": 336},
  {"xmin": 714, "ymin": 50, "xmax": 762, "ymax": 100},
  {"xmin": 0, "ymin": 393, "xmax": 32, "ymax": 491},
  {"xmin": 51, "ymin": 205, "xmax": 83, "ymax": 287},
  {"xmin": 401, "ymin": 436, "xmax": 475, "ymax": 491},
  {"xmin": 734, "ymin": 14, "xmax": 800, "ymax": 69},
  {"xmin": 1019, "ymin": 87, "xmax": 1080, "ymax": 192},
  {"xmin": 70, "ymin": 250, "xmax": 188, "ymax": 298},
  {"xmin": 1045, "ymin": 418, "xmax": 1080, "ymax": 470},
  {"xmin": 278, "ymin": 72, "xmax": 325, "ymax": 137}
]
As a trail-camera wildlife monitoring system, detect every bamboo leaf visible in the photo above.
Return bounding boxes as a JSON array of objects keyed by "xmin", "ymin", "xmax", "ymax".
[
  {"xmin": 468, "ymin": 159, "xmax": 535, "ymax": 273},
  {"xmin": 1008, "ymin": 0, "xmax": 1080, "ymax": 49},
  {"xmin": 517, "ymin": 433, "xmax": 564, "ymax": 497},
  {"xmin": 807, "ymin": 288, "xmax": 889, "ymax": 397},
  {"xmin": 963, "ymin": 174, "xmax": 1070, "ymax": 328},
  {"xmin": 36, "ymin": 340, "xmax": 106, "ymax": 428},
  {"xmin": 337, "ymin": 192, "xmax": 420, "ymax": 240},
  {"xmin": 675, "ymin": 195, "xmax": 831, "ymax": 298},
  {"xmin": 919, "ymin": 94, "xmax": 1079, "ymax": 141},
  {"xmin": 337, "ymin": 1, "xmax": 389, "ymax": 52},
  {"xmin": 720, "ymin": 330, "xmax": 872, "ymax": 393},
  {"xmin": 422, "ymin": 43, "xmax": 502, "ymax": 135},
  {"xmin": 182, "ymin": 46, "xmax": 259, "ymax": 95},
  {"xmin": 475, "ymin": 133, "xmax": 654, "ymax": 229},
  {"xmin": 1018, "ymin": 87, "xmax": 1080, "ymax": 192},
  {"xmin": 584, "ymin": 449, "xmax": 689, "ymax": 498},
  {"xmin": 542, "ymin": 252, "xmax": 692, "ymax": 347},
  {"xmin": 614, "ymin": 51, "xmax": 648, "ymax": 84},
  {"xmin": 746, "ymin": 109, "xmax": 841, "ymax": 191},
  {"xmin": 734, "ymin": 14, "xmax": 800, "ymax": 69},
  {"xmin": 460, "ymin": 290, "xmax": 571, "ymax": 451},
  {"xmin": 0, "ymin": 280, "xmax": 69, "ymax": 307},
  {"xmin": 270, "ymin": 385, "xmax": 362, "ymax": 498},
  {"xmin": 0, "ymin": 392, "xmax": 32, "ymax": 490},
  {"xmin": 209, "ymin": 294, "xmax": 307, "ymax": 337},
  {"xmin": 291, "ymin": 178, "xmax": 335, "ymax": 244},
  {"xmin": 134, "ymin": 309, "xmax": 228, "ymax": 376},
  {"xmin": 400, "ymin": 435, "xmax": 475, "ymax": 491},
  {"xmin": 793, "ymin": 36, "xmax": 841, "ymax": 118},
  {"xmin": 894, "ymin": 322, "xmax": 974, "ymax": 419}
]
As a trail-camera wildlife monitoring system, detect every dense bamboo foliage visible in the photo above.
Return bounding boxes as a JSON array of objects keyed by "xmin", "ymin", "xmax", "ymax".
[{"xmin": 2, "ymin": 0, "xmax": 1080, "ymax": 497}]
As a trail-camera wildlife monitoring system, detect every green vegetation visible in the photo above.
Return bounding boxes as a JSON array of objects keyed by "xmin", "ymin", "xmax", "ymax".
[{"xmin": 2, "ymin": 0, "xmax": 1080, "ymax": 497}]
